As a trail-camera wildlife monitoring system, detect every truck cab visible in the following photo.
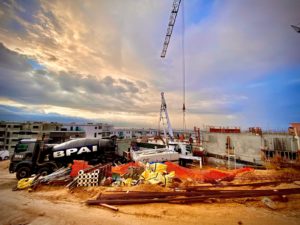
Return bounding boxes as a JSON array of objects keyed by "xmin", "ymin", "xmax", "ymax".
[{"xmin": 9, "ymin": 139, "xmax": 56, "ymax": 179}]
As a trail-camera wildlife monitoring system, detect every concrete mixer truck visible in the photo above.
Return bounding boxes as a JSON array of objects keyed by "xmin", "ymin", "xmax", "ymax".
[{"xmin": 9, "ymin": 137, "xmax": 123, "ymax": 179}]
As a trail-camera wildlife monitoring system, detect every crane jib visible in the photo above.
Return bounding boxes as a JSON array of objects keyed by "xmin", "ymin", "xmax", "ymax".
[{"xmin": 53, "ymin": 145, "xmax": 98, "ymax": 158}]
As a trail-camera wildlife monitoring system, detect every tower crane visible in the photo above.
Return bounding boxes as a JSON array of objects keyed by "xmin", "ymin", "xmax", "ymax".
[{"xmin": 161, "ymin": 0, "xmax": 186, "ymax": 132}]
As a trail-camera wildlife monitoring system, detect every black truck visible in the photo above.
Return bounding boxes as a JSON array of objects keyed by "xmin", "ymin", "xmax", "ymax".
[{"xmin": 9, "ymin": 137, "xmax": 123, "ymax": 179}]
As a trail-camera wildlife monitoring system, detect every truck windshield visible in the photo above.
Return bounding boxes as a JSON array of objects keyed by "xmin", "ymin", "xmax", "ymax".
[{"xmin": 15, "ymin": 144, "xmax": 28, "ymax": 153}]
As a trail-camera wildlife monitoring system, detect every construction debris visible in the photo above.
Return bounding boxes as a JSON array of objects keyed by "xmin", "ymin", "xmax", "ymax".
[
  {"xmin": 11, "ymin": 159, "xmax": 300, "ymax": 211},
  {"xmin": 261, "ymin": 197, "xmax": 277, "ymax": 210},
  {"xmin": 15, "ymin": 167, "xmax": 71, "ymax": 190},
  {"xmin": 16, "ymin": 177, "xmax": 35, "ymax": 190},
  {"xmin": 68, "ymin": 163, "xmax": 112, "ymax": 189},
  {"xmin": 76, "ymin": 164, "xmax": 112, "ymax": 187},
  {"xmin": 86, "ymin": 188, "xmax": 300, "ymax": 205},
  {"xmin": 98, "ymin": 203, "xmax": 119, "ymax": 211},
  {"xmin": 40, "ymin": 167, "xmax": 72, "ymax": 184}
]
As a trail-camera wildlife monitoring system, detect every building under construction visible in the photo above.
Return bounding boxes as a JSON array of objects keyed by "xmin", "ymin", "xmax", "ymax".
[{"xmin": 200, "ymin": 123, "xmax": 300, "ymax": 168}]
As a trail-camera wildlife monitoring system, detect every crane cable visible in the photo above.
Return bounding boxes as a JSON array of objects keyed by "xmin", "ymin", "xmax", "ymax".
[{"xmin": 182, "ymin": 0, "xmax": 186, "ymax": 133}]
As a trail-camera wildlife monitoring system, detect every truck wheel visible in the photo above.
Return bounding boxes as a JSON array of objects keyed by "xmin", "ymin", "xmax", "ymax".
[
  {"xmin": 37, "ymin": 167, "xmax": 52, "ymax": 176},
  {"xmin": 16, "ymin": 166, "xmax": 31, "ymax": 180}
]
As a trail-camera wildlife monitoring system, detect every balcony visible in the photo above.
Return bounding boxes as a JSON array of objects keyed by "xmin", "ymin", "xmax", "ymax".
[{"xmin": 10, "ymin": 134, "xmax": 35, "ymax": 139}]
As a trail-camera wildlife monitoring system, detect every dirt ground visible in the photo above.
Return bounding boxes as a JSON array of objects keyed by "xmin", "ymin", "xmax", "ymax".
[{"xmin": 1, "ymin": 160, "xmax": 300, "ymax": 225}]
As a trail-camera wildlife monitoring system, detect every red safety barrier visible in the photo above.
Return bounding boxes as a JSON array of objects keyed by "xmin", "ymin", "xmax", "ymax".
[
  {"xmin": 165, "ymin": 161, "xmax": 203, "ymax": 180},
  {"xmin": 70, "ymin": 160, "xmax": 91, "ymax": 177},
  {"xmin": 165, "ymin": 162, "xmax": 253, "ymax": 183},
  {"xmin": 112, "ymin": 162, "xmax": 141, "ymax": 175}
]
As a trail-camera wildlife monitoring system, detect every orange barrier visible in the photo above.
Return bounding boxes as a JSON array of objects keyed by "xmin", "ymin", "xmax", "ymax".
[
  {"xmin": 112, "ymin": 162, "xmax": 141, "ymax": 175},
  {"xmin": 165, "ymin": 162, "xmax": 253, "ymax": 183},
  {"xmin": 201, "ymin": 168, "xmax": 252, "ymax": 183},
  {"xmin": 70, "ymin": 160, "xmax": 91, "ymax": 177}
]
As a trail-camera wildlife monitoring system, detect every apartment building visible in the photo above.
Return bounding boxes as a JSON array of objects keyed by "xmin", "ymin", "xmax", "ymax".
[
  {"xmin": 111, "ymin": 128, "xmax": 159, "ymax": 139},
  {"xmin": 0, "ymin": 121, "xmax": 62, "ymax": 153},
  {"xmin": 62, "ymin": 122, "xmax": 113, "ymax": 138}
]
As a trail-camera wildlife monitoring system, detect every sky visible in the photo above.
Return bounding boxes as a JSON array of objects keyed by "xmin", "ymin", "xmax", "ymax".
[{"xmin": 0, "ymin": 0, "xmax": 299, "ymax": 130}]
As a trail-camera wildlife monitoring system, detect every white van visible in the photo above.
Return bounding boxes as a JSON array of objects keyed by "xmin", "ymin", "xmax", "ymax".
[{"xmin": 0, "ymin": 150, "xmax": 9, "ymax": 160}]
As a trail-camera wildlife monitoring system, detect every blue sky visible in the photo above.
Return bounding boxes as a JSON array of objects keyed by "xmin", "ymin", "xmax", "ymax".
[{"xmin": 0, "ymin": 0, "xmax": 299, "ymax": 129}]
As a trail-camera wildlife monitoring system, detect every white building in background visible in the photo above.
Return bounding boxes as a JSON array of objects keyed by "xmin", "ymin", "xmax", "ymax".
[
  {"xmin": 62, "ymin": 122, "xmax": 113, "ymax": 138},
  {"xmin": 111, "ymin": 128, "xmax": 158, "ymax": 139}
]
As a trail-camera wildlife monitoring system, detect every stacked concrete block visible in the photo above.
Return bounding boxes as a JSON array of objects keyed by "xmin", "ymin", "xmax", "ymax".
[{"xmin": 77, "ymin": 169, "xmax": 100, "ymax": 187}]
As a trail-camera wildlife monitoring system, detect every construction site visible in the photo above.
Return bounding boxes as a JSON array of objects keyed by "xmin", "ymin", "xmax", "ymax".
[
  {"xmin": 0, "ymin": 89, "xmax": 299, "ymax": 225},
  {"xmin": 1, "ymin": 148, "xmax": 300, "ymax": 225},
  {"xmin": 0, "ymin": 100, "xmax": 300, "ymax": 225},
  {"xmin": 0, "ymin": 0, "xmax": 300, "ymax": 225}
]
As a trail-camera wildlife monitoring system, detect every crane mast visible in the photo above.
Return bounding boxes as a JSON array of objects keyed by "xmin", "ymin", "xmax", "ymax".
[{"xmin": 159, "ymin": 92, "xmax": 174, "ymax": 142}]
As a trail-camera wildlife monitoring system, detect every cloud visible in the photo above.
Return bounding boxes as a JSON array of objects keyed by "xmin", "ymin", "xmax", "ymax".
[
  {"xmin": 0, "ymin": 104, "xmax": 91, "ymax": 123},
  {"xmin": 163, "ymin": 0, "xmax": 300, "ymax": 91},
  {"xmin": 0, "ymin": 0, "xmax": 299, "ymax": 129},
  {"xmin": 0, "ymin": 42, "xmax": 31, "ymax": 71},
  {"xmin": 0, "ymin": 43, "xmax": 156, "ymax": 114},
  {"xmin": 0, "ymin": 0, "xmax": 170, "ymax": 80}
]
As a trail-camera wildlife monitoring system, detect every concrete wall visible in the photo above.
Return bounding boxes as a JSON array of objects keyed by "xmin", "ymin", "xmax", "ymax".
[
  {"xmin": 203, "ymin": 132, "xmax": 262, "ymax": 164},
  {"xmin": 203, "ymin": 131, "xmax": 299, "ymax": 165},
  {"xmin": 262, "ymin": 134, "xmax": 298, "ymax": 152}
]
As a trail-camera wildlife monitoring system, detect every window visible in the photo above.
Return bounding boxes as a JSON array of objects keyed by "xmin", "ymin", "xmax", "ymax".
[
  {"xmin": 269, "ymin": 151, "xmax": 274, "ymax": 158},
  {"xmin": 15, "ymin": 144, "xmax": 28, "ymax": 153},
  {"xmin": 98, "ymin": 126, "xmax": 102, "ymax": 129},
  {"xmin": 94, "ymin": 133, "xmax": 97, "ymax": 138},
  {"xmin": 95, "ymin": 127, "xmax": 97, "ymax": 129},
  {"xmin": 70, "ymin": 126, "xmax": 73, "ymax": 131},
  {"xmin": 33, "ymin": 126, "xmax": 39, "ymax": 129},
  {"xmin": 15, "ymin": 143, "xmax": 35, "ymax": 153}
]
